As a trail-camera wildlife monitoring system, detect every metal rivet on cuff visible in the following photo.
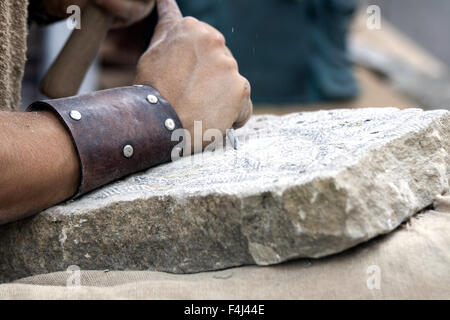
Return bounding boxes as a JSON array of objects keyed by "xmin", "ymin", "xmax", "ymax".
[
  {"xmin": 165, "ymin": 118, "xmax": 176, "ymax": 131},
  {"xmin": 147, "ymin": 94, "xmax": 159, "ymax": 104},
  {"xmin": 69, "ymin": 110, "xmax": 82, "ymax": 121},
  {"xmin": 123, "ymin": 144, "xmax": 134, "ymax": 158}
]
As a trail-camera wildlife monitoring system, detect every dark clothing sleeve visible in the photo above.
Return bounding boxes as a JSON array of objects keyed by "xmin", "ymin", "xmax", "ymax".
[
  {"xmin": 27, "ymin": 0, "xmax": 63, "ymax": 26},
  {"xmin": 177, "ymin": 0, "xmax": 359, "ymax": 104}
]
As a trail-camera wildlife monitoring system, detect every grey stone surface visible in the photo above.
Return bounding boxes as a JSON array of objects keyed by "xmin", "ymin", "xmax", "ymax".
[{"xmin": 1, "ymin": 108, "xmax": 449, "ymax": 283}]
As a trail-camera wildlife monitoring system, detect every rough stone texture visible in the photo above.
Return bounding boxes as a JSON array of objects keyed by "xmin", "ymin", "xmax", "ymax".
[{"xmin": 1, "ymin": 108, "xmax": 449, "ymax": 283}]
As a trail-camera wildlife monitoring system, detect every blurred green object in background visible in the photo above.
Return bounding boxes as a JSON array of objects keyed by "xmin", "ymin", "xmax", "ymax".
[{"xmin": 178, "ymin": 0, "xmax": 359, "ymax": 104}]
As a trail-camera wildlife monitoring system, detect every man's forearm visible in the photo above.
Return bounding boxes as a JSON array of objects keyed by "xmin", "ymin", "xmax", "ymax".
[
  {"xmin": 0, "ymin": 111, "xmax": 80, "ymax": 224},
  {"xmin": 0, "ymin": 84, "xmax": 183, "ymax": 225}
]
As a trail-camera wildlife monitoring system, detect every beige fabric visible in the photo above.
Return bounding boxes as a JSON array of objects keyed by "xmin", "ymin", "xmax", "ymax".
[
  {"xmin": 0, "ymin": 0, "xmax": 28, "ymax": 111},
  {"xmin": 1, "ymin": 195, "xmax": 449, "ymax": 300}
]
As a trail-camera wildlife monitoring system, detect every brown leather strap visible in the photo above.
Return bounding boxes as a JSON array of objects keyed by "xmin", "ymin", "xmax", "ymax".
[{"xmin": 27, "ymin": 85, "xmax": 183, "ymax": 197}]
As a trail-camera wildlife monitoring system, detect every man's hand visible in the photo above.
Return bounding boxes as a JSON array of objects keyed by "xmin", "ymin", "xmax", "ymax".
[
  {"xmin": 135, "ymin": 0, "xmax": 253, "ymax": 148},
  {"xmin": 43, "ymin": 0, "xmax": 155, "ymax": 28}
]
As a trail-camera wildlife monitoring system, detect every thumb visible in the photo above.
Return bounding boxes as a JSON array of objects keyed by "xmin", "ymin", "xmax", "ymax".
[{"xmin": 153, "ymin": 0, "xmax": 182, "ymax": 40}]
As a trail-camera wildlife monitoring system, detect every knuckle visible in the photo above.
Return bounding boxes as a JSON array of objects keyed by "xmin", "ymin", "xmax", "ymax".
[
  {"xmin": 211, "ymin": 31, "xmax": 226, "ymax": 46},
  {"xmin": 181, "ymin": 16, "xmax": 199, "ymax": 29},
  {"xmin": 241, "ymin": 76, "xmax": 252, "ymax": 97},
  {"xmin": 194, "ymin": 24, "xmax": 226, "ymax": 48},
  {"xmin": 198, "ymin": 32, "xmax": 226, "ymax": 53},
  {"xmin": 220, "ymin": 57, "xmax": 238, "ymax": 71}
]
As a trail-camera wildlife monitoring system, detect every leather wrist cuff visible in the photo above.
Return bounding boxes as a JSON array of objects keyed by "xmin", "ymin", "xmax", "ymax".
[{"xmin": 27, "ymin": 85, "xmax": 183, "ymax": 197}]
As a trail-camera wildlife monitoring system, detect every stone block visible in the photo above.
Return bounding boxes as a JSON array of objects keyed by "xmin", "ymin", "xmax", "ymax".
[{"xmin": 1, "ymin": 108, "xmax": 449, "ymax": 282}]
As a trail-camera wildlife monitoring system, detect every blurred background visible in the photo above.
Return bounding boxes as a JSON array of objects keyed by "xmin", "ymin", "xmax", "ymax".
[{"xmin": 21, "ymin": 0, "xmax": 450, "ymax": 114}]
